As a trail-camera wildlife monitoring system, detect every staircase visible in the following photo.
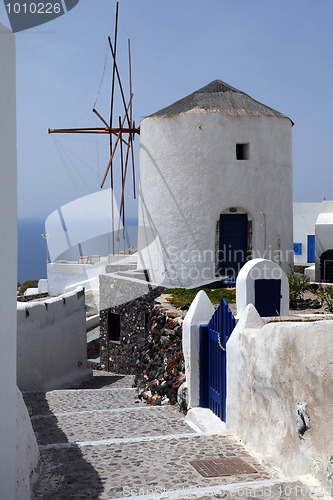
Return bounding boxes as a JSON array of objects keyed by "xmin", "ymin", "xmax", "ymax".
[{"xmin": 24, "ymin": 371, "xmax": 322, "ymax": 499}]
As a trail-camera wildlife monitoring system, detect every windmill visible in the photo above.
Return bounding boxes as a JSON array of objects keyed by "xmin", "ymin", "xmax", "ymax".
[{"xmin": 48, "ymin": 2, "xmax": 139, "ymax": 255}]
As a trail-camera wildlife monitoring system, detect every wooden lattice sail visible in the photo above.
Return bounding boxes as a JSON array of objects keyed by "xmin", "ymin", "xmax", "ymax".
[{"xmin": 48, "ymin": 2, "xmax": 139, "ymax": 254}]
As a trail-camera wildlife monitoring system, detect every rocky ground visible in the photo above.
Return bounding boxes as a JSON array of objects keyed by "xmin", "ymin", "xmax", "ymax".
[{"xmin": 289, "ymin": 289, "xmax": 330, "ymax": 315}]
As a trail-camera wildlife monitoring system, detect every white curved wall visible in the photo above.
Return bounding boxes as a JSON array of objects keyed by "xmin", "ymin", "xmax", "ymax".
[
  {"xmin": 0, "ymin": 22, "xmax": 17, "ymax": 498},
  {"xmin": 138, "ymin": 109, "xmax": 293, "ymax": 287}
]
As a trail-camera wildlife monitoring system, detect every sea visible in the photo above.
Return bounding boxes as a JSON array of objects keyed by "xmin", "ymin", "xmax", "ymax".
[
  {"xmin": 17, "ymin": 217, "xmax": 139, "ymax": 284},
  {"xmin": 18, "ymin": 218, "xmax": 47, "ymax": 283}
]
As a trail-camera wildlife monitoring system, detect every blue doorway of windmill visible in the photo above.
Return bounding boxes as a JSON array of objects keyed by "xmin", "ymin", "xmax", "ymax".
[{"xmin": 218, "ymin": 214, "xmax": 248, "ymax": 279}]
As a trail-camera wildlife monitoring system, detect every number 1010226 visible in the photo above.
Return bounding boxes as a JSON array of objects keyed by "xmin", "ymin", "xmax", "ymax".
[{"xmin": 6, "ymin": 2, "xmax": 62, "ymax": 14}]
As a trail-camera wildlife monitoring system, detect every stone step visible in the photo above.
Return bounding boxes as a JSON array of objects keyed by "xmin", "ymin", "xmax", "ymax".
[
  {"xmin": 23, "ymin": 387, "xmax": 142, "ymax": 416},
  {"xmin": 33, "ymin": 432, "xmax": 277, "ymax": 499},
  {"xmin": 31, "ymin": 405, "xmax": 195, "ymax": 446}
]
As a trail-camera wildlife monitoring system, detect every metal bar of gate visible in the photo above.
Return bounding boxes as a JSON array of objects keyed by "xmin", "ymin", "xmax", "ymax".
[{"xmin": 199, "ymin": 324, "xmax": 209, "ymax": 408}]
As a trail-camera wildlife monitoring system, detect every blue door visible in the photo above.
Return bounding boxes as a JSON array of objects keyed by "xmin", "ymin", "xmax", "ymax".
[
  {"xmin": 307, "ymin": 235, "xmax": 315, "ymax": 263},
  {"xmin": 218, "ymin": 214, "xmax": 247, "ymax": 278},
  {"xmin": 255, "ymin": 279, "xmax": 281, "ymax": 316}
]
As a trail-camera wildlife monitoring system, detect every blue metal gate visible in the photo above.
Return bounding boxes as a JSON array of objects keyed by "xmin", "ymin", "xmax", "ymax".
[{"xmin": 199, "ymin": 298, "xmax": 236, "ymax": 421}]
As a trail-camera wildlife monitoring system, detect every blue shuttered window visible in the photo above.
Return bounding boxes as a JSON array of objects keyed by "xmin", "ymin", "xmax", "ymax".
[{"xmin": 307, "ymin": 235, "xmax": 315, "ymax": 263}]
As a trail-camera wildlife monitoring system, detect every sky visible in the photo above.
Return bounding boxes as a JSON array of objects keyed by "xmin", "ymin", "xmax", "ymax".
[{"xmin": 1, "ymin": 0, "xmax": 333, "ymax": 220}]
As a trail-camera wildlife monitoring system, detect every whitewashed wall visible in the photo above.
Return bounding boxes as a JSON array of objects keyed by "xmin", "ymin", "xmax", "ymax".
[
  {"xmin": 236, "ymin": 258, "xmax": 289, "ymax": 317},
  {"xmin": 0, "ymin": 22, "xmax": 17, "ymax": 498},
  {"xmin": 182, "ymin": 291, "xmax": 215, "ymax": 409},
  {"xmin": 16, "ymin": 388, "xmax": 39, "ymax": 499},
  {"xmin": 47, "ymin": 253, "xmax": 137, "ymax": 296},
  {"xmin": 47, "ymin": 260, "xmax": 107, "ymax": 296},
  {"xmin": 138, "ymin": 110, "xmax": 293, "ymax": 287},
  {"xmin": 315, "ymin": 201, "xmax": 333, "ymax": 282},
  {"xmin": 293, "ymin": 202, "xmax": 321, "ymax": 267},
  {"xmin": 227, "ymin": 307, "xmax": 333, "ymax": 489},
  {"xmin": 17, "ymin": 288, "xmax": 91, "ymax": 391}
]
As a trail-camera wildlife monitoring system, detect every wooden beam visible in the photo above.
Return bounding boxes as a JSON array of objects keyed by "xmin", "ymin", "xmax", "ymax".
[
  {"xmin": 100, "ymin": 94, "xmax": 133, "ymax": 189},
  {"xmin": 48, "ymin": 127, "xmax": 140, "ymax": 135}
]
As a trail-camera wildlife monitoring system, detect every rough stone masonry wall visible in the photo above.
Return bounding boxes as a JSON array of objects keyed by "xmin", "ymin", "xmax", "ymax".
[
  {"xmin": 134, "ymin": 305, "xmax": 185, "ymax": 406},
  {"xmin": 100, "ymin": 288, "xmax": 164, "ymax": 373},
  {"xmin": 100, "ymin": 291, "xmax": 186, "ymax": 405}
]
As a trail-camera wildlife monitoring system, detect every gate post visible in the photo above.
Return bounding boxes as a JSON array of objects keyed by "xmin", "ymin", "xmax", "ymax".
[{"xmin": 199, "ymin": 324, "xmax": 209, "ymax": 408}]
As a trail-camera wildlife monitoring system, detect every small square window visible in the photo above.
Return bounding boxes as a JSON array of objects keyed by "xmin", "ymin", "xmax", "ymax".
[
  {"xmin": 293, "ymin": 243, "xmax": 302, "ymax": 255},
  {"xmin": 236, "ymin": 143, "xmax": 250, "ymax": 160}
]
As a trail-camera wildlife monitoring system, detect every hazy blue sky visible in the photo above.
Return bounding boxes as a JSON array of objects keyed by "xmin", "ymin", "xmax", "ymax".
[{"xmin": 1, "ymin": 0, "xmax": 332, "ymax": 219}]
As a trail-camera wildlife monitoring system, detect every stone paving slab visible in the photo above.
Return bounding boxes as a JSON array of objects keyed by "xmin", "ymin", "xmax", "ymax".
[
  {"xmin": 31, "ymin": 405, "xmax": 195, "ymax": 445},
  {"xmin": 33, "ymin": 433, "xmax": 277, "ymax": 499},
  {"xmin": 30, "ymin": 371, "xmax": 327, "ymax": 500},
  {"xmin": 23, "ymin": 388, "xmax": 143, "ymax": 416},
  {"xmin": 68, "ymin": 372, "xmax": 136, "ymax": 389}
]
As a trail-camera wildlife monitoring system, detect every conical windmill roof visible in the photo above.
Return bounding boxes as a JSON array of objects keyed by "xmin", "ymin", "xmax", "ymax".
[{"xmin": 149, "ymin": 80, "xmax": 293, "ymax": 124}]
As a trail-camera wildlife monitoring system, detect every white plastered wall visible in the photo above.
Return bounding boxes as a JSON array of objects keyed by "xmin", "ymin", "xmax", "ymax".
[
  {"xmin": 293, "ymin": 202, "xmax": 322, "ymax": 267},
  {"xmin": 0, "ymin": 22, "xmax": 17, "ymax": 498},
  {"xmin": 182, "ymin": 291, "xmax": 215, "ymax": 409},
  {"xmin": 315, "ymin": 201, "xmax": 333, "ymax": 282},
  {"xmin": 227, "ymin": 307, "xmax": 333, "ymax": 488},
  {"xmin": 138, "ymin": 110, "xmax": 293, "ymax": 287},
  {"xmin": 17, "ymin": 288, "xmax": 91, "ymax": 391},
  {"xmin": 236, "ymin": 258, "xmax": 289, "ymax": 317}
]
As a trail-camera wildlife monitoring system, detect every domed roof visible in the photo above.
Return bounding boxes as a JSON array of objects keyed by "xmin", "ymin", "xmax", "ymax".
[{"xmin": 149, "ymin": 80, "xmax": 293, "ymax": 124}]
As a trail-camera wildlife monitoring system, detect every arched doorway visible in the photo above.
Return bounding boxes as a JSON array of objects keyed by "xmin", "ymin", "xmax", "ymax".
[
  {"xmin": 320, "ymin": 249, "xmax": 333, "ymax": 283},
  {"xmin": 217, "ymin": 212, "xmax": 248, "ymax": 279}
]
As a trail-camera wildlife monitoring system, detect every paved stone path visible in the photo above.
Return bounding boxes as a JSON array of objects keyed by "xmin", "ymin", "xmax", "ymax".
[{"xmin": 24, "ymin": 371, "xmax": 326, "ymax": 499}]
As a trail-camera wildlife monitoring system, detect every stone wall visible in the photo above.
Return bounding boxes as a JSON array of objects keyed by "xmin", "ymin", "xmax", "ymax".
[
  {"xmin": 99, "ymin": 279, "xmax": 186, "ymax": 405},
  {"xmin": 99, "ymin": 287, "xmax": 164, "ymax": 372},
  {"xmin": 134, "ymin": 304, "xmax": 185, "ymax": 405}
]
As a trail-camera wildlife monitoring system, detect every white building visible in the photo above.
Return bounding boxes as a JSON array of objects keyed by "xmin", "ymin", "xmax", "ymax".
[
  {"xmin": 292, "ymin": 201, "xmax": 333, "ymax": 282},
  {"xmin": 1, "ymin": 24, "xmax": 39, "ymax": 498},
  {"xmin": 293, "ymin": 202, "xmax": 320, "ymax": 267},
  {"xmin": 138, "ymin": 80, "xmax": 293, "ymax": 287},
  {"xmin": 315, "ymin": 201, "xmax": 333, "ymax": 282},
  {"xmin": 0, "ymin": 22, "xmax": 18, "ymax": 497}
]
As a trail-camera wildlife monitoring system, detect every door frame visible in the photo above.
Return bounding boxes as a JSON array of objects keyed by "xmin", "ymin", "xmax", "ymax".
[{"xmin": 215, "ymin": 208, "xmax": 253, "ymax": 277}]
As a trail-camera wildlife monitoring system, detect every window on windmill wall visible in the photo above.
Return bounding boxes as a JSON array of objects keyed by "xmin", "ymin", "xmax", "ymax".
[
  {"xmin": 236, "ymin": 143, "xmax": 250, "ymax": 160},
  {"xmin": 107, "ymin": 312, "xmax": 121, "ymax": 342}
]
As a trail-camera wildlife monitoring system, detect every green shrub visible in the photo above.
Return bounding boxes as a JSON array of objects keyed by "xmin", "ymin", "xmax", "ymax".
[
  {"xmin": 19, "ymin": 280, "xmax": 39, "ymax": 295},
  {"xmin": 164, "ymin": 287, "xmax": 236, "ymax": 308},
  {"xmin": 316, "ymin": 286, "xmax": 333, "ymax": 313},
  {"xmin": 287, "ymin": 267, "xmax": 309, "ymax": 305}
]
